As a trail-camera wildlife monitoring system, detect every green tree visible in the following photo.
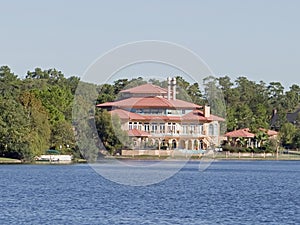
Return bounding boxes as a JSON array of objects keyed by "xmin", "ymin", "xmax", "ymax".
[
  {"xmin": 19, "ymin": 91, "xmax": 51, "ymax": 157},
  {"xmin": 34, "ymin": 85, "xmax": 73, "ymax": 124},
  {"xmin": 280, "ymin": 122, "xmax": 296, "ymax": 147},
  {"xmin": 187, "ymin": 82, "xmax": 204, "ymax": 105},
  {"xmin": 254, "ymin": 130, "xmax": 269, "ymax": 149},
  {"xmin": 0, "ymin": 97, "xmax": 30, "ymax": 159},
  {"xmin": 284, "ymin": 84, "xmax": 300, "ymax": 111},
  {"xmin": 95, "ymin": 109, "xmax": 129, "ymax": 155},
  {"xmin": 113, "ymin": 79, "xmax": 130, "ymax": 94},
  {"xmin": 51, "ymin": 120, "xmax": 75, "ymax": 154},
  {"xmin": 0, "ymin": 66, "xmax": 21, "ymax": 97},
  {"xmin": 97, "ymin": 84, "xmax": 116, "ymax": 104},
  {"xmin": 292, "ymin": 128, "xmax": 300, "ymax": 149},
  {"xmin": 234, "ymin": 104, "xmax": 253, "ymax": 129},
  {"xmin": 218, "ymin": 76, "xmax": 234, "ymax": 105},
  {"xmin": 203, "ymin": 76, "xmax": 226, "ymax": 118},
  {"xmin": 268, "ymin": 81, "xmax": 284, "ymax": 109},
  {"xmin": 72, "ymin": 81, "xmax": 101, "ymax": 161},
  {"xmin": 235, "ymin": 77, "xmax": 256, "ymax": 103}
]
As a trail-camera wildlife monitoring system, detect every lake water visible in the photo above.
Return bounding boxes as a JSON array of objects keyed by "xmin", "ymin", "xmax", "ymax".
[{"xmin": 1, "ymin": 160, "xmax": 300, "ymax": 224}]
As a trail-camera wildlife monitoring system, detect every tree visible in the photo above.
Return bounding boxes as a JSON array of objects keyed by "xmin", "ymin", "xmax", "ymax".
[
  {"xmin": 95, "ymin": 109, "xmax": 129, "ymax": 155},
  {"xmin": 51, "ymin": 120, "xmax": 75, "ymax": 154},
  {"xmin": 26, "ymin": 67, "xmax": 49, "ymax": 79},
  {"xmin": 280, "ymin": 123, "xmax": 296, "ymax": 148},
  {"xmin": 268, "ymin": 81, "xmax": 284, "ymax": 109},
  {"xmin": 113, "ymin": 79, "xmax": 129, "ymax": 94},
  {"xmin": 19, "ymin": 91, "xmax": 51, "ymax": 158},
  {"xmin": 0, "ymin": 66, "xmax": 19, "ymax": 83},
  {"xmin": 0, "ymin": 97, "xmax": 30, "ymax": 159},
  {"xmin": 254, "ymin": 130, "xmax": 269, "ymax": 149},
  {"xmin": 203, "ymin": 76, "xmax": 226, "ymax": 118},
  {"xmin": 187, "ymin": 82, "xmax": 204, "ymax": 105},
  {"xmin": 292, "ymin": 129, "xmax": 300, "ymax": 149},
  {"xmin": 97, "ymin": 84, "xmax": 116, "ymax": 104},
  {"xmin": 284, "ymin": 84, "xmax": 300, "ymax": 111},
  {"xmin": 234, "ymin": 104, "xmax": 253, "ymax": 129},
  {"xmin": 251, "ymin": 103, "xmax": 269, "ymax": 130},
  {"xmin": 217, "ymin": 76, "xmax": 234, "ymax": 105},
  {"xmin": 34, "ymin": 85, "xmax": 73, "ymax": 124},
  {"xmin": 235, "ymin": 77, "xmax": 256, "ymax": 103},
  {"xmin": 176, "ymin": 76, "xmax": 190, "ymax": 90},
  {"xmin": 0, "ymin": 66, "xmax": 21, "ymax": 97},
  {"xmin": 72, "ymin": 81, "xmax": 99, "ymax": 161}
]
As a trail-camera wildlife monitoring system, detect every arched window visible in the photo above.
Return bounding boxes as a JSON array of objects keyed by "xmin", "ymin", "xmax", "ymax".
[
  {"xmin": 199, "ymin": 140, "xmax": 204, "ymax": 149},
  {"xmin": 172, "ymin": 139, "xmax": 177, "ymax": 149}
]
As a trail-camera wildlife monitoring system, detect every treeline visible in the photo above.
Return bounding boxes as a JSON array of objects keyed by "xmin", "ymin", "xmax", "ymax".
[
  {"xmin": 97, "ymin": 75, "xmax": 300, "ymax": 149},
  {"xmin": 1, "ymin": 65, "xmax": 300, "ymax": 160},
  {"xmin": 0, "ymin": 66, "xmax": 79, "ymax": 160},
  {"xmin": 97, "ymin": 75, "xmax": 300, "ymax": 130}
]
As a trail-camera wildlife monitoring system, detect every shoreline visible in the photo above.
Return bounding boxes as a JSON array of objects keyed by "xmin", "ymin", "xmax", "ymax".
[{"xmin": 1, "ymin": 155, "xmax": 300, "ymax": 165}]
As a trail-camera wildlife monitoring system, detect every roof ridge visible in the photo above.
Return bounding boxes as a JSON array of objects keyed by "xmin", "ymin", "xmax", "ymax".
[{"xmin": 119, "ymin": 83, "xmax": 167, "ymax": 93}]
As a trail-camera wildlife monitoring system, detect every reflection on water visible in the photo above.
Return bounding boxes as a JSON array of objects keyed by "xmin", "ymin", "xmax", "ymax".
[{"xmin": 0, "ymin": 161, "xmax": 300, "ymax": 224}]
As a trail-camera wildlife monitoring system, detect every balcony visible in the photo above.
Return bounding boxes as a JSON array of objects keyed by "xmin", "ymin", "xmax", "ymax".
[{"xmin": 149, "ymin": 130, "xmax": 206, "ymax": 138}]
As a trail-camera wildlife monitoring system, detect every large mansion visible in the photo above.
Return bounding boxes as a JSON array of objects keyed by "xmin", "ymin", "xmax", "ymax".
[{"xmin": 97, "ymin": 77, "xmax": 224, "ymax": 151}]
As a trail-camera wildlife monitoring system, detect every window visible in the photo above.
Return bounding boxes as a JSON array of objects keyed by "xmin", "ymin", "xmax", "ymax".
[
  {"xmin": 182, "ymin": 124, "xmax": 188, "ymax": 134},
  {"xmin": 144, "ymin": 123, "xmax": 150, "ymax": 132},
  {"xmin": 144, "ymin": 109, "xmax": 150, "ymax": 114},
  {"xmin": 151, "ymin": 123, "xmax": 158, "ymax": 133},
  {"xmin": 159, "ymin": 123, "xmax": 165, "ymax": 133},
  {"xmin": 152, "ymin": 109, "xmax": 159, "ymax": 114},
  {"xmin": 172, "ymin": 123, "xmax": 176, "ymax": 133},
  {"xmin": 167, "ymin": 123, "xmax": 172, "ymax": 133},
  {"xmin": 129, "ymin": 122, "xmax": 133, "ymax": 130},
  {"xmin": 190, "ymin": 124, "xmax": 196, "ymax": 134},
  {"xmin": 214, "ymin": 124, "xmax": 218, "ymax": 136},
  {"xmin": 208, "ymin": 124, "xmax": 214, "ymax": 136},
  {"xmin": 199, "ymin": 125, "xmax": 203, "ymax": 134}
]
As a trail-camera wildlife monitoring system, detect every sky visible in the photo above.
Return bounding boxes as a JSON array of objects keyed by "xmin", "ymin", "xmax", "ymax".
[{"xmin": 1, "ymin": 0, "xmax": 299, "ymax": 89}]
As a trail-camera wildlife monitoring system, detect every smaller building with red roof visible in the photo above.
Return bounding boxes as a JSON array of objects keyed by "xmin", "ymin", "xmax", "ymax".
[{"xmin": 224, "ymin": 128, "xmax": 279, "ymax": 148}]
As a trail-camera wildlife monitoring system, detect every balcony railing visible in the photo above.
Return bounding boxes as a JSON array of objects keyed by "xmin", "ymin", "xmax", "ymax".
[{"xmin": 149, "ymin": 130, "xmax": 207, "ymax": 137}]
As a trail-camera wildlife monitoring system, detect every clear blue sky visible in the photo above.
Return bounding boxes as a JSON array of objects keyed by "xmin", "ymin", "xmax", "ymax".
[{"xmin": 1, "ymin": 0, "xmax": 299, "ymax": 89}]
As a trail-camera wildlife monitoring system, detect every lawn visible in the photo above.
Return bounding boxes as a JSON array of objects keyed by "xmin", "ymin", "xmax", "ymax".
[{"xmin": 0, "ymin": 157, "xmax": 21, "ymax": 163}]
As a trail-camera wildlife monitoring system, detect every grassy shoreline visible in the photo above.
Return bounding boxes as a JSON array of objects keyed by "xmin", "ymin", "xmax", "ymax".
[
  {"xmin": 0, "ymin": 157, "xmax": 22, "ymax": 164},
  {"xmin": 1, "ymin": 155, "xmax": 300, "ymax": 165}
]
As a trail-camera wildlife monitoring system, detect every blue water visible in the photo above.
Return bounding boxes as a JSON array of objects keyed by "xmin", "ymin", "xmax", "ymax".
[{"xmin": 1, "ymin": 161, "xmax": 300, "ymax": 224}]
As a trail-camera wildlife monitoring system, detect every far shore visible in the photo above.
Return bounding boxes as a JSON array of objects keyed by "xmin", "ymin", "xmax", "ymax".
[
  {"xmin": 1, "ymin": 153, "xmax": 300, "ymax": 165},
  {"xmin": 112, "ymin": 154, "xmax": 300, "ymax": 161}
]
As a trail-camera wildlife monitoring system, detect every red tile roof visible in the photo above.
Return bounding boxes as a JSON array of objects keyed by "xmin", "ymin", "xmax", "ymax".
[
  {"xmin": 182, "ymin": 110, "xmax": 225, "ymax": 122},
  {"xmin": 266, "ymin": 130, "xmax": 278, "ymax": 136},
  {"xmin": 225, "ymin": 128, "xmax": 255, "ymax": 138},
  {"xmin": 109, "ymin": 108, "xmax": 224, "ymax": 123},
  {"xmin": 109, "ymin": 109, "xmax": 145, "ymax": 120},
  {"xmin": 97, "ymin": 96, "xmax": 201, "ymax": 109},
  {"xmin": 119, "ymin": 83, "xmax": 167, "ymax": 94},
  {"xmin": 259, "ymin": 128, "xmax": 278, "ymax": 136},
  {"xmin": 182, "ymin": 110, "xmax": 206, "ymax": 121},
  {"xmin": 128, "ymin": 129, "xmax": 151, "ymax": 137}
]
